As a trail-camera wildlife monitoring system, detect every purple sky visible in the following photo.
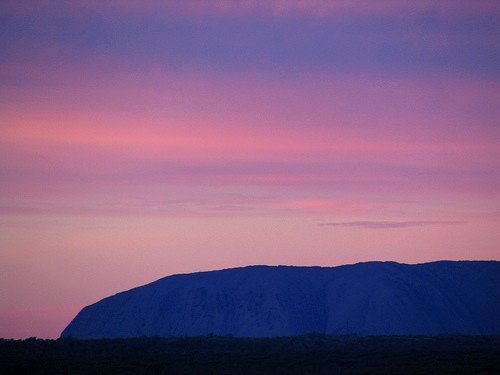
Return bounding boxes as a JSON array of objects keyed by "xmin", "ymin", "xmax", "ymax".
[{"xmin": 1, "ymin": 1, "xmax": 499, "ymax": 339}]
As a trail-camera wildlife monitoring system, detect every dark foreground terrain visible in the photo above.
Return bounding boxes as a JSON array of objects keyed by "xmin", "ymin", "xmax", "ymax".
[{"xmin": 1, "ymin": 335, "xmax": 499, "ymax": 374}]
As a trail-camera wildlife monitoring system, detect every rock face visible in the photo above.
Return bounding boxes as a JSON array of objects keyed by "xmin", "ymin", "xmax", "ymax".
[{"xmin": 61, "ymin": 261, "xmax": 500, "ymax": 339}]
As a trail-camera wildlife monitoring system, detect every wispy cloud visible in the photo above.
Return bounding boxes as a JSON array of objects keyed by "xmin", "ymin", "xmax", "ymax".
[{"xmin": 318, "ymin": 220, "xmax": 467, "ymax": 229}]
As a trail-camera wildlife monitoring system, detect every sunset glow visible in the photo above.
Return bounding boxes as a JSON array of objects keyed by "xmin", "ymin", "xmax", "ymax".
[{"xmin": 1, "ymin": 1, "xmax": 499, "ymax": 339}]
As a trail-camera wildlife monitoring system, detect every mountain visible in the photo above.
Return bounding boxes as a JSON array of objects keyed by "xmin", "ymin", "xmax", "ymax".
[{"xmin": 61, "ymin": 261, "xmax": 500, "ymax": 339}]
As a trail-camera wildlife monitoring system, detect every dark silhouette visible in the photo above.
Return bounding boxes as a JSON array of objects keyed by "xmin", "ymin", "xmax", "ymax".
[
  {"xmin": 62, "ymin": 261, "xmax": 499, "ymax": 339},
  {"xmin": 1, "ymin": 335, "xmax": 499, "ymax": 374}
]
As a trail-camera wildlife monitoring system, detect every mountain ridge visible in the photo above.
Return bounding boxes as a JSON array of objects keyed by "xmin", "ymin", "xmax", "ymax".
[{"xmin": 62, "ymin": 260, "xmax": 500, "ymax": 339}]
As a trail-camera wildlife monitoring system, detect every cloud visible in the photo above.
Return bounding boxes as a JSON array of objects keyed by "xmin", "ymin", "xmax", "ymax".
[
  {"xmin": 3, "ymin": 1, "xmax": 499, "ymax": 19},
  {"xmin": 2, "ymin": 1, "xmax": 499, "ymax": 81},
  {"xmin": 318, "ymin": 220, "xmax": 467, "ymax": 229}
]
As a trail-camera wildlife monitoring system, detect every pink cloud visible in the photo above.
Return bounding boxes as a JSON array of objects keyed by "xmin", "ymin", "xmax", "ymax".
[
  {"xmin": 318, "ymin": 220, "xmax": 467, "ymax": 229},
  {"xmin": 271, "ymin": 199, "xmax": 402, "ymax": 215}
]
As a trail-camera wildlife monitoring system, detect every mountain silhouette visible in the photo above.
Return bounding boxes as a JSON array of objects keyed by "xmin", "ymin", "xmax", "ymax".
[{"xmin": 61, "ymin": 261, "xmax": 499, "ymax": 339}]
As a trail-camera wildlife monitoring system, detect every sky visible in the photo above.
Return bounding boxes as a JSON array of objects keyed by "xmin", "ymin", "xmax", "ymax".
[{"xmin": 1, "ymin": 1, "xmax": 499, "ymax": 339}]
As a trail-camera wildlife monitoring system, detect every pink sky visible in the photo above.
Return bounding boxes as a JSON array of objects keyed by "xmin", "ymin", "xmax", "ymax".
[{"xmin": 0, "ymin": 0, "xmax": 499, "ymax": 338}]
